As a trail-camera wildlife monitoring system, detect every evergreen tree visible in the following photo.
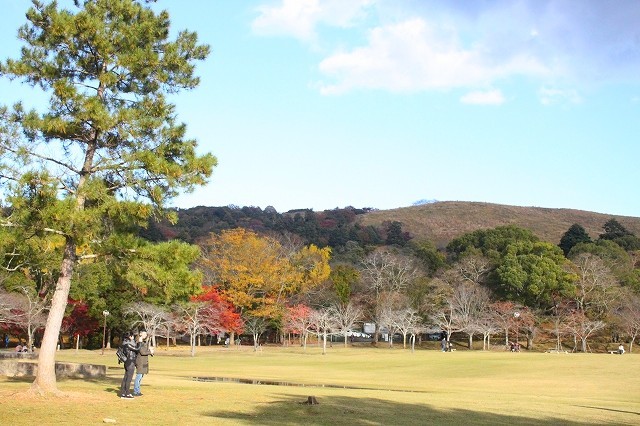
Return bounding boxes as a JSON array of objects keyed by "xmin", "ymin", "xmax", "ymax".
[
  {"xmin": 600, "ymin": 218, "xmax": 632, "ymax": 240},
  {"xmin": 599, "ymin": 219, "xmax": 640, "ymax": 251},
  {"xmin": 559, "ymin": 224, "xmax": 591, "ymax": 256},
  {"xmin": 0, "ymin": 0, "xmax": 215, "ymax": 394}
]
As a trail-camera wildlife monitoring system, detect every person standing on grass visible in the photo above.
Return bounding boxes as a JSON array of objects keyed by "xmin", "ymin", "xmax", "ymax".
[
  {"xmin": 133, "ymin": 330, "xmax": 154, "ymax": 396},
  {"xmin": 119, "ymin": 331, "xmax": 139, "ymax": 399}
]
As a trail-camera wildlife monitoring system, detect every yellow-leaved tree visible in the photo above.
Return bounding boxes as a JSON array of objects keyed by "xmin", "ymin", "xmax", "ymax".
[{"xmin": 199, "ymin": 228, "xmax": 331, "ymax": 321}]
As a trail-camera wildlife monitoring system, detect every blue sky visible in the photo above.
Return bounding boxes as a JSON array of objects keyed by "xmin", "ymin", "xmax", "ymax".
[{"xmin": 1, "ymin": 1, "xmax": 640, "ymax": 217}]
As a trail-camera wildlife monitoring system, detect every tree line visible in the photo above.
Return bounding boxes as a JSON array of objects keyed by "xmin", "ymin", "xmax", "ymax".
[{"xmin": 140, "ymin": 205, "xmax": 410, "ymax": 251}]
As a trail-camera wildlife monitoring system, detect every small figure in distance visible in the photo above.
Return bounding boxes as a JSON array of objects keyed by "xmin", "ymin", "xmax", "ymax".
[{"xmin": 618, "ymin": 343, "xmax": 625, "ymax": 355}]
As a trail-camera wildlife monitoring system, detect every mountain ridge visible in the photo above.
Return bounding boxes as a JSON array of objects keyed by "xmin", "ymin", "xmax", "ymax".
[{"xmin": 357, "ymin": 201, "xmax": 640, "ymax": 248}]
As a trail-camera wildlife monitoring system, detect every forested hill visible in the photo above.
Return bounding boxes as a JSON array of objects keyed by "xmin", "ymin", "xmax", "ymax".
[
  {"xmin": 141, "ymin": 201, "xmax": 640, "ymax": 249},
  {"xmin": 357, "ymin": 201, "xmax": 640, "ymax": 248}
]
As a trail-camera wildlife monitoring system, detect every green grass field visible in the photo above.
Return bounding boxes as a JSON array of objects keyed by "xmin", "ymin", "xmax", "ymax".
[{"xmin": 1, "ymin": 345, "xmax": 639, "ymax": 425}]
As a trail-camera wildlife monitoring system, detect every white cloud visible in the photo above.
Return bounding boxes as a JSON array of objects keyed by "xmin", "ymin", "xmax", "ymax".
[
  {"xmin": 318, "ymin": 18, "xmax": 548, "ymax": 94},
  {"xmin": 460, "ymin": 89, "xmax": 505, "ymax": 105},
  {"xmin": 254, "ymin": 1, "xmax": 640, "ymax": 95},
  {"xmin": 538, "ymin": 87, "xmax": 582, "ymax": 105},
  {"xmin": 252, "ymin": 0, "xmax": 374, "ymax": 42}
]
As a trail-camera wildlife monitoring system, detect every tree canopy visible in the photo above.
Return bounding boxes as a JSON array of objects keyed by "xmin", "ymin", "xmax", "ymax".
[
  {"xmin": 0, "ymin": 0, "xmax": 215, "ymax": 394},
  {"xmin": 559, "ymin": 224, "xmax": 591, "ymax": 256}
]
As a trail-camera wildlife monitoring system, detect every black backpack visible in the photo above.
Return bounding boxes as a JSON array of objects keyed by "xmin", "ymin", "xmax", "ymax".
[{"xmin": 116, "ymin": 344, "xmax": 128, "ymax": 364}]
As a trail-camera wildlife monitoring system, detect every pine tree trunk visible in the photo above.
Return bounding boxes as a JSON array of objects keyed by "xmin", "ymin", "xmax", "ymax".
[{"xmin": 31, "ymin": 242, "xmax": 75, "ymax": 395}]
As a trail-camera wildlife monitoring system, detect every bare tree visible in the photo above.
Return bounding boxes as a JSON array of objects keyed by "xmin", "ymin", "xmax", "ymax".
[
  {"xmin": 449, "ymin": 281, "xmax": 491, "ymax": 349},
  {"xmin": 360, "ymin": 250, "xmax": 418, "ymax": 343},
  {"xmin": 158, "ymin": 314, "xmax": 181, "ymax": 349},
  {"xmin": 571, "ymin": 253, "xmax": 620, "ymax": 318},
  {"xmin": 0, "ymin": 287, "xmax": 48, "ymax": 352},
  {"xmin": 455, "ymin": 255, "xmax": 491, "ymax": 284},
  {"xmin": 0, "ymin": 288, "xmax": 21, "ymax": 324},
  {"xmin": 389, "ymin": 308, "xmax": 423, "ymax": 349},
  {"xmin": 173, "ymin": 302, "xmax": 223, "ymax": 357},
  {"xmin": 543, "ymin": 302, "xmax": 574, "ymax": 352},
  {"xmin": 564, "ymin": 310, "xmax": 606, "ymax": 353},
  {"xmin": 244, "ymin": 316, "xmax": 268, "ymax": 352},
  {"xmin": 492, "ymin": 301, "xmax": 519, "ymax": 348},
  {"xmin": 378, "ymin": 308, "xmax": 402, "ymax": 348},
  {"xmin": 331, "ymin": 302, "xmax": 363, "ymax": 347},
  {"xmin": 123, "ymin": 302, "xmax": 170, "ymax": 347},
  {"xmin": 616, "ymin": 292, "xmax": 640, "ymax": 352},
  {"xmin": 429, "ymin": 302, "xmax": 462, "ymax": 347},
  {"xmin": 518, "ymin": 309, "xmax": 539, "ymax": 350},
  {"xmin": 307, "ymin": 307, "xmax": 337, "ymax": 355},
  {"xmin": 472, "ymin": 311, "xmax": 501, "ymax": 350}
]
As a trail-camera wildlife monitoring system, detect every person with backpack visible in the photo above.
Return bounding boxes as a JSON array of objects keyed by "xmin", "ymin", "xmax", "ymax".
[
  {"xmin": 118, "ymin": 331, "xmax": 139, "ymax": 399},
  {"xmin": 133, "ymin": 330, "xmax": 154, "ymax": 396}
]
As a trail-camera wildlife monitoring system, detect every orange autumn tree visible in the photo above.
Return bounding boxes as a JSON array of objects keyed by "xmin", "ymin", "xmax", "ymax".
[
  {"xmin": 192, "ymin": 285, "xmax": 243, "ymax": 342},
  {"xmin": 199, "ymin": 229, "xmax": 331, "ymax": 324}
]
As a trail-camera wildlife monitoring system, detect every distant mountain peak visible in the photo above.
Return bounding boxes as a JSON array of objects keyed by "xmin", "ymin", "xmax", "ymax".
[{"xmin": 412, "ymin": 199, "xmax": 438, "ymax": 206}]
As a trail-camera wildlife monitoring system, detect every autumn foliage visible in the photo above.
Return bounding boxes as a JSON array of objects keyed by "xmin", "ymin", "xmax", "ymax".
[
  {"xmin": 199, "ymin": 228, "xmax": 331, "ymax": 318},
  {"xmin": 192, "ymin": 286, "xmax": 243, "ymax": 333}
]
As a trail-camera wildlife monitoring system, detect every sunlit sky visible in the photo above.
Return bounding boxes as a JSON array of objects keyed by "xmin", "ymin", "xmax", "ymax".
[{"xmin": 1, "ymin": 1, "xmax": 640, "ymax": 216}]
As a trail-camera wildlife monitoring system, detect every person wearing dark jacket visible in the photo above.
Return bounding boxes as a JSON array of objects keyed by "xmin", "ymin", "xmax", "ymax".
[
  {"xmin": 133, "ymin": 330, "xmax": 153, "ymax": 396},
  {"xmin": 119, "ymin": 331, "xmax": 139, "ymax": 399}
]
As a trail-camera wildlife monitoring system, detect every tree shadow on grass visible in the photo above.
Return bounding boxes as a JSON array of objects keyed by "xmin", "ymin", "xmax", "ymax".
[
  {"xmin": 5, "ymin": 374, "xmax": 123, "ymax": 395},
  {"xmin": 202, "ymin": 394, "xmax": 591, "ymax": 426}
]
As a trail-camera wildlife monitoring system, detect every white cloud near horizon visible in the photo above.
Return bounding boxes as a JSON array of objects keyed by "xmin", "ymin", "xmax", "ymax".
[{"xmin": 460, "ymin": 89, "xmax": 505, "ymax": 105}]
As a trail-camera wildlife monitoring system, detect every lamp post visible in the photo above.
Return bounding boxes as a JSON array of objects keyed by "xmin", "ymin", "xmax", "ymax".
[
  {"xmin": 101, "ymin": 310, "xmax": 110, "ymax": 355},
  {"xmin": 513, "ymin": 311, "xmax": 520, "ymax": 351}
]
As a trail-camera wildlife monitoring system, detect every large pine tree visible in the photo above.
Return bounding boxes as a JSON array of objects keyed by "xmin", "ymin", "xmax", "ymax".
[{"xmin": 0, "ymin": 0, "xmax": 216, "ymax": 394}]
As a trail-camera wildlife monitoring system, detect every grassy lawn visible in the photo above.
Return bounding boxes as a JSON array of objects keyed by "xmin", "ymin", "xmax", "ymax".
[{"xmin": 1, "ymin": 345, "xmax": 639, "ymax": 425}]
